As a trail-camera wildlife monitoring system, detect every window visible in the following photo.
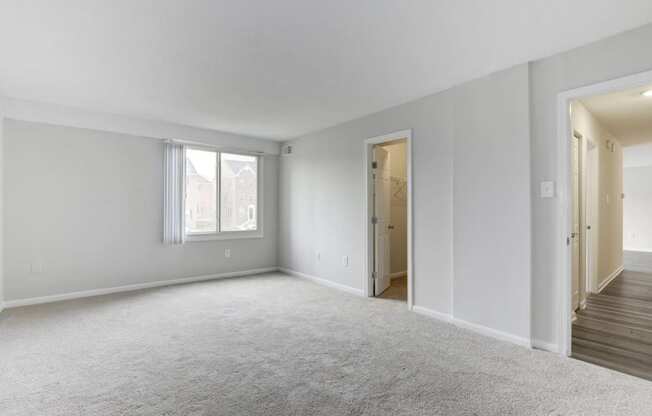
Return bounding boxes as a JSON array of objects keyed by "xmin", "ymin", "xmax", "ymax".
[
  {"xmin": 220, "ymin": 152, "xmax": 258, "ymax": 231},
  {"xmin": 182, "ymin": 147, "xmax": 260, "ymax": 240},
  {"xmin": 185, "ymin": 148, "xmax": 217, "ymax": 234}
]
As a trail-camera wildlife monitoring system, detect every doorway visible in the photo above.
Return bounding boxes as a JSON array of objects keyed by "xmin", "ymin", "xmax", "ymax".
[
  {"xmin": 560, "ymin": 73, "xmax": 652, "ymax": 380},
  {"xmin": 363, "ymin": 130, "xmax": 413, "ymax": 308},
  {"xmin": 557, "ymin": 70, "xmax": 652, "ymax": 357}
]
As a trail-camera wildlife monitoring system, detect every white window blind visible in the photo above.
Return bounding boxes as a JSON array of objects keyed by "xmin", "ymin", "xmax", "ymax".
[{"xmin": 163, "ymin": 142, "xmax": 185, "ymax": 244}]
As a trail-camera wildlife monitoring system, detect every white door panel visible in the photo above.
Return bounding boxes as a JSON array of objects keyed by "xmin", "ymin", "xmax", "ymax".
[
  {"xmin": 374, "ymin": 146, "xmax": 391, "ymax": 296},
  {"xmin": 571, "ymin": 136, "xmax": 581, "ymax": 311}
]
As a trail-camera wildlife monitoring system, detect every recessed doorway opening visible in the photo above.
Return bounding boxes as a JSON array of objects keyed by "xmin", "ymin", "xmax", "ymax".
[
  {"xmin": 559, "ymin": 70, "xmax": 652, "ymax": 381},
  {"xmin": 363, "ymin": 130, "xmax": 413, "ymax": 308}
]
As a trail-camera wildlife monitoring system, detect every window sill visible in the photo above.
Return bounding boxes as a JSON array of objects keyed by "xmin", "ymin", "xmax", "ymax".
[{"xmin": 185, "ymin": 231, "xmax": 264, "ymax": 242}]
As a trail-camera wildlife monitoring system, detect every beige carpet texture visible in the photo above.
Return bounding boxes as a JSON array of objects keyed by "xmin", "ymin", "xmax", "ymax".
[{"xmin": 1, "ymin": 272, "xmax": 652, "ymax": 415}]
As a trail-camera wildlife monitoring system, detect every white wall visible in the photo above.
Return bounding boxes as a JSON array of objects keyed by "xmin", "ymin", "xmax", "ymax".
[
  {"xmin": 530, "ymin": 23, "xmax": 652, "ymax": 348},
  {"xmin": 623, "ymin": 143, "xmax": 652, "ymax": 252},
  {"xmin": 3, "ymin": 120, "xmax": 278, "ymax": 301},
  {"xmin": 623, "ymin": 142, "xmax": 652, "ymax": 168},
  {"xmin": 380, "ymin": 142, "xmax": 407, "ymax": 275},
  {"xmin": 280, "ymin": 64, "xmax": 532, "ymax": 342},
  {"xmin": 624, "ymin": 165, "xmax": 652, "ymax": 251},
  {"xmin": 0, "ymin": 116, "xmax": 4, "ymax": 311},
  {"xmin": 0, "ymin": 96, "xmax": 280, "ymax": 155}
]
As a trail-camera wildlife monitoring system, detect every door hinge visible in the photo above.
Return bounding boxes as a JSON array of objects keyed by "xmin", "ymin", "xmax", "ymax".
[
  {"xmin": 372, "ymin": 272, "xmax": 377, "ymax": 280},
  {"xmin": 371, "ymin": 216, "xmax": 378, "ymax": 225},
  {"xmin": 372, "ymin": 161, "xmax": 378, "ymax": 169}
]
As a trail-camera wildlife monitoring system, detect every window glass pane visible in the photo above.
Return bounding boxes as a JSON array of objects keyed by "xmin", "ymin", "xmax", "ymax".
[
  {"xmin": 185, "ymin": 148, "xmax": 217, "ymax": 233},
  {"xmin": 220, "ymin": 153, "xmax": 258, "ymax": 231}
]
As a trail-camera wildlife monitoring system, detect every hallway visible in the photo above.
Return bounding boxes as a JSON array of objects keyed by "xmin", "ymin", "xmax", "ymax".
[{"xmin": 572, "ymin": 270, "xmax": 652, "ymax": 381}]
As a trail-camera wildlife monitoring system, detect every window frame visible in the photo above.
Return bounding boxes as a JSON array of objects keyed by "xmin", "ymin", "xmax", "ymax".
[{"xmin": 182, "ymin": 145, "xmax": 263, "ymax": 242}]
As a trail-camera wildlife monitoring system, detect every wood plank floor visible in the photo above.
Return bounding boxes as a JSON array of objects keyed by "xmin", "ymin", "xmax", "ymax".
[
  {"xmin": 378, "ymin": 276, "xmax": 407, "ymax": 301},
  {"xmin": 572, "ymin": 270, "xmax": 652, "ymax": 381}
]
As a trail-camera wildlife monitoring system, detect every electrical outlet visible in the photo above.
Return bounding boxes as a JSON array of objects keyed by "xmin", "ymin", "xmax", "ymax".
[
  {"xmin": 342, "ymin": 255, "xmax": 349, "ymax": 267},
  {"xmin": 224, "ymin": 248, "xmax": 231, "ymax": 258},
  {"xmin": 31, "ymin": 262, "xmax": 43, "ymax": 273},
  {"xmin": 540, "ymin": 181, "xmax": 554, "ymax": 198}
]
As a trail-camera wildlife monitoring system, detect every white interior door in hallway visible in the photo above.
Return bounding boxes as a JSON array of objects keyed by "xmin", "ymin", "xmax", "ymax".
[
  {"xmin": 373, "ymin": 145, "xmax": 391, "ymax": 296},
  {"xmin": 571, "ymin": 133, "xmax": 583, "ymax": 312}
]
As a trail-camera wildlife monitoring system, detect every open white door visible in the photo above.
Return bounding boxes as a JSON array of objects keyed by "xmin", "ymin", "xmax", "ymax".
[
  {"xmin": 571, "ymin": 134, "xmax": 581, "ymax": 311},
  {"xmin": 373, "ymin": 146, "xmax": 391, "ymax": 296},
  {"xmin": 585, "ymin": 140, "xmax": 598, "ymax": 293}
]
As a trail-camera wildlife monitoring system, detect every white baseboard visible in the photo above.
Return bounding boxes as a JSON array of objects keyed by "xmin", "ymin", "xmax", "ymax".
[
  {"xmin": 3, "ymin": 267, "xmax": 278, "ymax": 309},
  {"xmin": 390, "ymin": 271, "xmax": 407, "ymax": 280},
  {"xmin": 532, "ymin": 339, "xmax": 559, "ymax": 353},
  {"xmin": 278, "ymin": 267, "xmax": 365, "ymax": 297},
  {"xmin": 624, "ymin": 250, "xmax": 652, "ymax": 273},
  {"xmin": 412, "ymin": 305, "xmax": 532, "ymax": 349},
  {"xmin": 412, "ymin": 305, "xmax": 452, "ymax": 322},
  {"xmin": 597, "ymin": 265, "xmax": 624, "ymax": 293}
]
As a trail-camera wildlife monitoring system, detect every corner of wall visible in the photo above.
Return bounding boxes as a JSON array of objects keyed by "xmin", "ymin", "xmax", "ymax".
[{"xmin": 0, "ymin": 115, "xmax": 4, "ymax": 312}]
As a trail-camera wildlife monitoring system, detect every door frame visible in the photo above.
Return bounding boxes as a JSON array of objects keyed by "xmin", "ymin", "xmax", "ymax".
[
  {"xmin": 556, "ymin": 69, "xmax": 652, "ymax": 357},
  {"xmin": 570, "ymin": 130, "xmax": 583, "ymax": 314},
  {"xmin": 363, "ymin": 129, "xmax": 413, "ymax": 309}
]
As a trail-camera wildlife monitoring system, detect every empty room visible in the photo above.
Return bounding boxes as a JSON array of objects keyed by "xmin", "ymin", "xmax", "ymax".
[{"xmin": 2, "ymin": 2, "xmax": 652, "ymax": 415}]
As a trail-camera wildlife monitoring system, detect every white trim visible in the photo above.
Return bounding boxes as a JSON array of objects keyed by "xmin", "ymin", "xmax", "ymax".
[
  {"xmin": 3, "ymin": 267, "xmax": 278, "ymax": 308},
  {"xmin": 413, "ymin": 305, "xmax": 532, "ymax": 348},
  {"xmin": 556, "ymin": 68, "xmax": 652, "ymax": 357},
  {"xmin": 279, "ymin": 268, "xmax": 365, "ymax": 297},
  {"xmin": 597, "ymin": 265, "xmax": 624, "ymax": 293},
  {"xmin": 532, "ymin": 339, "xmax": 560, "ymax": 353},
  {"xmin": 167, "ymin": 138, "xmax": 267, "ymax": 157},
  {"xmin": 623, "ymin": 265, "xmax": 652, "ymax": 273},
  {"xmin": 390, "ymin": 271, "xmax": 407, "ymax": 280},
  {"xmin": 183, "ymin": 151, "xmax": 265, "ymax": 242},
  {"xmin": 363, "ymin": 129, "xmax": 413, "ymax": 310},
  {"xmin": 412, "ymin": 305, "xmax": 453, "ymax": 322},
  {"xmin": 0, "ymin": 95, "xmax": 280, "ymax": 155},
  {"xmin": 185, "ymin": 232, "xmax": 264, "ymax": 242},
  {"xmin": 623, "ymin": 250, "xmax": 652, "ymax": 273}
]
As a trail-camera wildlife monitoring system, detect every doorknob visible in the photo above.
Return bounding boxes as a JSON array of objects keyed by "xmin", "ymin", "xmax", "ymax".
[{"xmin": 388, "ymin": 225, "xmax": 395, "ymax": 230}]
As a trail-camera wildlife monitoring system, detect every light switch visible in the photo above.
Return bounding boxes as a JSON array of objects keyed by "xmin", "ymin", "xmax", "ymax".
[{"xmin": 540, "ymin": 181, "xmax": 555, "ymax": 198}]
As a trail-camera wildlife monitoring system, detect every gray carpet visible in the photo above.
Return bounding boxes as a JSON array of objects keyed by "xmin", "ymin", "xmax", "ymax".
[{"xmin": 1, "ymin": 272, "xmax": 651, "ymax": 415}]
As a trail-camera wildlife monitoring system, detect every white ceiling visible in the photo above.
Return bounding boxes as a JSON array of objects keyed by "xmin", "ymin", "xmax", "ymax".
[
  {"xmin": 1, "ymin": 1, "xmax": 652, "ymax": 141},
  {"xmin": 582, "ymin": 85, "xmax": 652, "ymax": 147}
]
